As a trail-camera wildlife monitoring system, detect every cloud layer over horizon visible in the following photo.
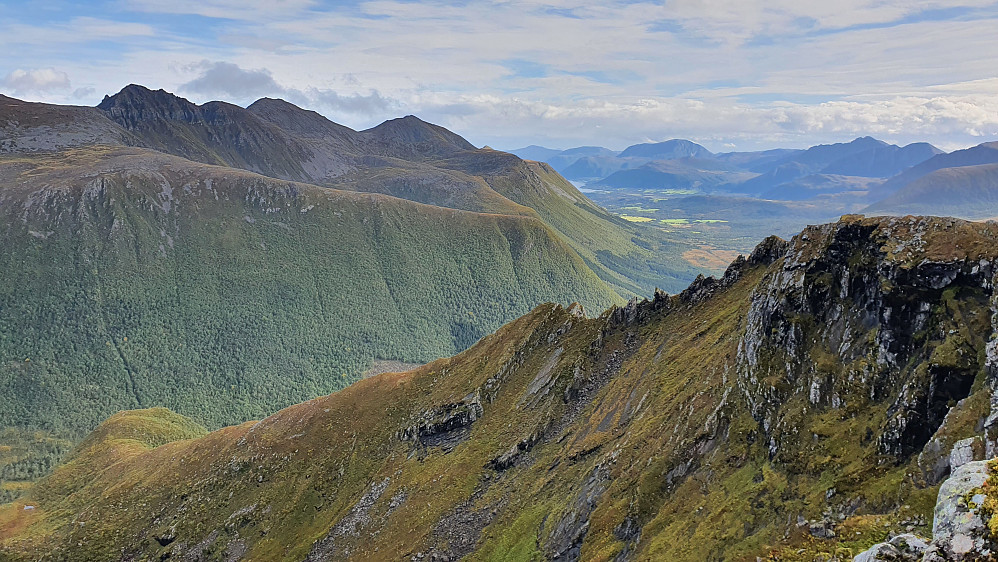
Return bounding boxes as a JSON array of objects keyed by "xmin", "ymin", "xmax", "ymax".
[{"xmin": 1, "ymin": 0, "xmax": 997, "ymax": 152}]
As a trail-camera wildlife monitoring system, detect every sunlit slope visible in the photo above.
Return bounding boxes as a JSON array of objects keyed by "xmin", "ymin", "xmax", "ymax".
[
  {"xmin": 439, "ymin": 150, "xmax": 699, "ymax": 295},
  {"xmin": 93, "ymin": 86, "xmax": 694, "ymax": 294},
  {"xmin": 0, "ymin": 146, "xmax": 619, "ymax": 435},
  {"xmin": 5, "ymin": 216, "xmax": 996, "ymax": 561}
]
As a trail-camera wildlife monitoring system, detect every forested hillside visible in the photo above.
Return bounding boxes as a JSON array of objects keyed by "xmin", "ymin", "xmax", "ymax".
[{"xmin": 0, "ymin": 145, "xmax": 618, "ymax": 473}]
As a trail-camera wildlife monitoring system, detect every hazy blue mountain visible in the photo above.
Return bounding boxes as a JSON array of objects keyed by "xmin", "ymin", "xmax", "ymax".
[
  {"xmin": 821, "ymin": 141, "xmax": 942, "ymax": 177},
  {"xmin": 766, "ymin": 136, "xmax": 889, "ymax": 174},
  {"xmin": 759, "ymin": 174, "xmax": 882, "ymax": 201},
  {"xmin": 508, "ymin": 145, "xmax": 621, "ymax": 174},
  {"xmin": 872, "ymin": 141, "xmax": 998, "ymax": 198},
  {"xmin": 559, "ymin": 155, "xmax": 642, "ymax": 181},
  {"xmin": 507, "ymin": 144, "xmax": 563, "ymax": 161},
  {"xmin": 727, "ymin": 137, "xmax": 942, "ymax": 196},
  {"xmin": 713, "ymin": 148, "xmax": 803, "ymax": 171},
  {"xmin": 617, "ymin": 139, "xmax": 712, "ymax": 159},
  {"xmin": 732, "ymin": 162, "xmax": 812, "ymax": 195},
  {"xmin": 865, "ymin": 162, "xmax": 998, "ymax": 219},
  {"xmin": 545, "ymin": 146, "xmax": 619, "ymax": 172},
  {"xmin": 593, "ymin": 158, "xmax": 753, "ymax": 190},
  {"xmin": 516, "ymin": 136, "xmax": 951, "ymax": 206}
]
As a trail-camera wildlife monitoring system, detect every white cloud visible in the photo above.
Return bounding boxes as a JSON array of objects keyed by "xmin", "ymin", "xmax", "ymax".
[
  {"xmin": 2, "ymin": 68, "xmax": 71, "ymax": 94},
  {"xmin": 72, "ymin": 87, "xmax": 97, "ymax": 99},
  {"xmin": 181, "ymin": 61, "xmax": 284, "ymax": 99},
  {"xmin": 659, "ymin": 0, "xmax": 998, "ymax": 45},
  {"xmin": 1, "ymin": 1, "xmax": 994, "ymax": 150},
  {"xmin": 1, "ymin": 17, "xmax": 155, "ymax": 46},
  {"xmin": 178, "ymin": 60, "xmax": 397, "ymax": 115},
  {"xmin": 409, "ymin": 92, "xmax": 998, "ymax": 150}
]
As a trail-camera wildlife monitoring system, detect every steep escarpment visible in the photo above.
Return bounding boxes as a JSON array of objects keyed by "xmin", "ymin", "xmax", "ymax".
[
  {"xmin": 97, "ymin": 85, "xmax": 322, "ymax": 181},
  {"xmin": 4, "ymin": 215, "xmax": 998, "ymax": 561},
  {"xmin": 738, "ymin": 216, "xmax": 998, "ymax": 472}
]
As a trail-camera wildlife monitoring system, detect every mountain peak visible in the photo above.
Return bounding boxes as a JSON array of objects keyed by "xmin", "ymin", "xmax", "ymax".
[
  {"xmin": 618, "ymin": 138, "xmax": 713, "ymax": 159},
  {"xmin": 97, "ymin": 84, "xmax": 201, "ymax": 128},
  {"xmin": 845, "ymin": 135, "xmax": 891, "ymax": 150},
  {"xmin": 247, "ymin": 97, "xmax": 357, "ymax": 140},
  {"xmin": 362, "ymin": 115, "xmax": 476, "ymax": 155},
  {"xmin": 98, "ymin": 84, "xmax": 194, "ymax": 109}
]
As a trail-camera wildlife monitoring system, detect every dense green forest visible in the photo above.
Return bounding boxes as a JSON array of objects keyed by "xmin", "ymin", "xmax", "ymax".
[
  {"xmin": 0, "ymin": 148, "xmax": 620, "ymax": 497},
  {"xmin": 0, "ymin": 429, "xmax": 72, "ymax": 504}
]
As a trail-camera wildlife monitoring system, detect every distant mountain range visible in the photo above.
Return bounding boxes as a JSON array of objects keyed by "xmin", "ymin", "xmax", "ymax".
[{"xmin": 510, "ymin": 135, "xmax": 998, "ymax": 219}]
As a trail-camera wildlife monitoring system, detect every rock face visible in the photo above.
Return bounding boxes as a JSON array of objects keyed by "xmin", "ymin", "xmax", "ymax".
[
  {"xmin": 950, "ymin": 437, "xmax": 986, "ymax": 471},
  {"xmin": 737, "ymin": 215, "xmax": 998, "ymax": 466},
  {"xmin": 853, "ymin": 534, "xmax": 929, "ymax": 561},
  {"xmin": 984, "ymin": 284, "xmax": 998, "ymax": 457},
  {"xmin": 398, "ymin": 391, "xmax": 484, "ymax": 451}
]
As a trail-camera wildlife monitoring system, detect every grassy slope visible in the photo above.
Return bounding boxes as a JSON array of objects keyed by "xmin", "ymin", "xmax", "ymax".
[
  {"xmin": 96, "ymin": 88, "xmax": 691, "ymax": 295},
  {"xmin": 3, "ymin": 216, "xmax": 994, "ymax": 561},
  {"xmin": 464, "ymin": 154, "xmax": 700, "ymax": 295},
  {"xmin": 328, "ymin": 148, "xmax": 697, "ymax": 296},
  {"xmin": 0, "ymin": 146, "xmax": 618, "ymax": 436}
]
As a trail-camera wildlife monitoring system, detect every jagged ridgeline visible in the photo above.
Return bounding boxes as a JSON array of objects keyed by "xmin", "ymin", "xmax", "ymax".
[{"xmin": 3, "ymin": 215, "xmax": 998, "ymax": 560}]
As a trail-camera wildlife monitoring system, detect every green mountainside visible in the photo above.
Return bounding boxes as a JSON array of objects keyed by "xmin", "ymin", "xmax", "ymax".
[
  {"xmin": 0, "ymin": 145, "xmax": 619, "ymax": 433},
  {"xmin": 93, "ymin": 85, "xmax": 673, "ymax": 298},
  {"xmin": 4, "ymin": 215, "xmax": 998, "ymax": 561},
  {"xmin": 0, "ymin": 141, "xmax": 628, "ymax": 501},
  {"xmin": 0, "ymin": 87, "xmax": 703, "ymax": 499}
]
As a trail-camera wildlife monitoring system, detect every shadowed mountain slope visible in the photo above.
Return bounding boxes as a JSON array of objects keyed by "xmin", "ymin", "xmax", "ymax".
[
  {"xmin": 0, "ymin": 95, "xmax": 135, "ymax": 153},
  {"xmin": 0, "ymin": 145, "xmax": 620, "ymax": 439},
  {"xmin": 873, "ymin": 141, "xmax": 998, "ymax": 199}
]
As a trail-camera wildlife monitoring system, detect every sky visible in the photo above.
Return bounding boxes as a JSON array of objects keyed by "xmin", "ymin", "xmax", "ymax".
[{"xmin": 1, "ymin": 0, "xmax": 997, "ymax": 152}]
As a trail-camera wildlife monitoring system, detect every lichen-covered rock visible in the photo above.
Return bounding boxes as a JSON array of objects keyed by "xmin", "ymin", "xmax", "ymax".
[
  {"xmin": 922, "ymin": 460, "xmax": 994, "ymax": 561},
  {"xmin": 950, "ymin": 437, "xmax": 986, "ymax": 471},
  {"xmin": 852, "ymin": 533, "xmax": 929, "ymax": 561}
]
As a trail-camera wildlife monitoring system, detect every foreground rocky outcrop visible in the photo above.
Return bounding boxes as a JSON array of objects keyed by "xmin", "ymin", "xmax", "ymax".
[
  {"xmin": 854, "ymin": 460, "xmax": 996, "ymax": 561},
  {"xmin": 3, "ymin": 215, "xmax": 998, "ymax": 561}
]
